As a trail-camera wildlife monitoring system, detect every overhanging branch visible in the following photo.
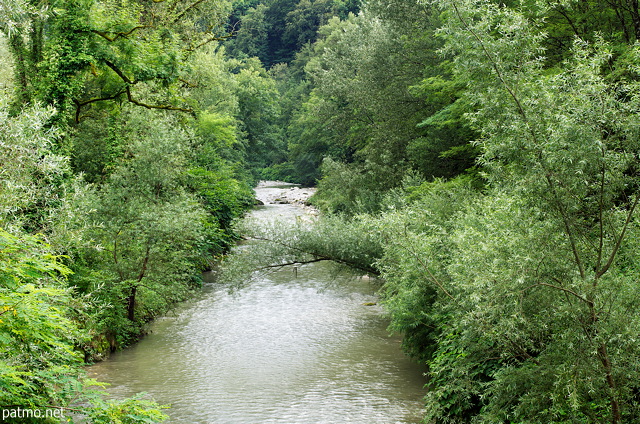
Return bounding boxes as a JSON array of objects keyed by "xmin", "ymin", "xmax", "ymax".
[
  {"xmin": 74, "ymin": 90, "xmax": 127, "ymax": 122},
  {"xmin": 255, "ymin": 258, "xmax": 329, "ymax": 271},
  {"xmin": 125, "ymin": 86, "xmax": 195, "ymax": 115},
  {"xmin": 250, "ymin": 235, "xmax": 379, "ymax": 275},
  {"xmin": 92, "ymin": 26, "xmax": 147, "ymax": 42}
]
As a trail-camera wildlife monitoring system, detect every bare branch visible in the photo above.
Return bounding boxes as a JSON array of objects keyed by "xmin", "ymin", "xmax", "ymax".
[
  {"xmin": 596, "ymin": 194, "xmax": 640, "ymax": 279},
  {"xmin": 74, "ymin": 90, "xmax": 126, "ymax": 122},
  {"xmin": 255, "ymin": 258, "xmax": 328, "ymax": 270},
  {"xmin": 178, "ymin": 78, "xmax": 198, "ymax": 88},
  {"xmin": 125, "ymin": 86, "xmax": 195, "ymax": 115},
  {"xmin": 103, "ymin": 59, "xmax": 135, "ymax": 85},
  {"xmin": 91, "ymin": 26, "xmax": 147, "ymax": 42},
  {"xmin": 172, "ymin": 0, "xmax": 207, "ymax": 24},
  {"xmin": 522, "ymin": 279, "xmax": 590, "ymax": 305},
  {"xmin": 596, "ymin": 148, "xmax": 607, "ymax": 272},
  {"xmin": 546, "ymin": 174, "xmax": 587, "ymax": 279}
]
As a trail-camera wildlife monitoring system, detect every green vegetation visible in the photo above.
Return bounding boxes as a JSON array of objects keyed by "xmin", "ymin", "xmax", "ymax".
[
  {"xmin": 222, "ymin": 0, "xmax": 640, "ymax": 423},
  {"xmin": 0, "ymin": 0, "xmax": 262, "ymax": 420},
  {"xmin": 4, "ymin": 0, "xmax": 640, "ymax": 421}
]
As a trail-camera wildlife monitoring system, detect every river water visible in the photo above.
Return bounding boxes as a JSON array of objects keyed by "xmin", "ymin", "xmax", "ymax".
[{"xmin": 88, "ymin": 182, "xmax": 426, "ymax": 423}]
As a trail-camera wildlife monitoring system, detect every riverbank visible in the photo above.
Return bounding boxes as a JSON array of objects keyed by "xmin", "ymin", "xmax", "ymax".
[
  {"xmin": 87, "ymin": 180, "xmax": 426, "ymax": 423},
  {"xmin": 86, "ymin": 182, "xmax": 317, "ymax": 361}
]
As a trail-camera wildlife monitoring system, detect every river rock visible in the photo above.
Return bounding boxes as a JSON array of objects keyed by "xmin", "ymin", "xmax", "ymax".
[{"xmin": 254, "ymin": 180, "xmax": 317, "ymax": 206}]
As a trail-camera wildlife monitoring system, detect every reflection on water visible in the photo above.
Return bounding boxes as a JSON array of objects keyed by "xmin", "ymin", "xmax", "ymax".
[{"xmin": 88, "ymin": 183, "xmax": 426, "ymax": 424}]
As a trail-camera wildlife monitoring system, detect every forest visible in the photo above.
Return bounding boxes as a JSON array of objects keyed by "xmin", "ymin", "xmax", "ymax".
[{"xmin": 2, "ymin": 0, "xmax": 640, "ymax": 422}]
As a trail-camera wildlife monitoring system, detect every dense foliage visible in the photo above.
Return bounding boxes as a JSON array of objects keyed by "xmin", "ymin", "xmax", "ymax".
[
  {"xmin": 0, "ymin": 0, "xmax": 267, "ymax": 420},
  {"xmin": 224, "ymin": 0, "xmax": 478, "ymax": 196},
  {"xmin": 4, "ymin": 0, "xmax": 640, "ymax": 421},
  {"xmin": 222, "ymin": 0, "xmax": 640, "ymax": 423}
]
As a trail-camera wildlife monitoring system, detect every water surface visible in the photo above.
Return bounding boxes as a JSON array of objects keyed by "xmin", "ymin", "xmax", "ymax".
[{"xmin": 88, "ymin": 182, "xmax": 426, "ymax": 423}]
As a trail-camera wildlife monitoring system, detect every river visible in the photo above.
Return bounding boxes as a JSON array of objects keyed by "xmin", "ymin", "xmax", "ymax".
[{"xmin": 88, "ymin": 181, "xmax": 427, "ymax": 423}]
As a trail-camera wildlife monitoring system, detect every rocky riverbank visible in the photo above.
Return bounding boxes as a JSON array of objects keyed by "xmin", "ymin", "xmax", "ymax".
[{"xmin": 255, "ymin": 180, "xmax": 317, "ymax": 206}]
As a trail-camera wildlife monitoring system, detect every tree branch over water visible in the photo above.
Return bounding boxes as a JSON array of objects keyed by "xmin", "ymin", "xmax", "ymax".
[{"xmin": 249, "ymin": 234, "xmax": 380, "ymax": 276}]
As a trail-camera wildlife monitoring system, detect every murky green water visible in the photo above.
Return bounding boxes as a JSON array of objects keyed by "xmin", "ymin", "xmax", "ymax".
[{"xmin": 88, "ymin": 182, "xmax": 426, "ymax": 424}]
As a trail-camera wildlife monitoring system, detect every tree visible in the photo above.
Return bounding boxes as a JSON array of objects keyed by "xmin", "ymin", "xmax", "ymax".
[
  {"xmin": 0, "ymin": 88, "xmax": 167, "ymax": 421},
  {"xmin": 5, "ymin": 0, "xmax": 233, "ymax": 120},
  {"xmin": 0, "ymin": 1, "xmax": 251, "ymax": 421},
  {"xmin": 227, "ymin": 3, "xmax": 271, "ymax": 59},
  {"xmin": 282, "ymin": 0, "xmax": 338, "ymax": 51},
  {"xmin": 237, "ymin": 1, "xmax": 640, "ymax": 421},
  {"xmin": 227, "ymin": 0, "xmax": 357, "ymax": 67},
  {"xmin": 234, "ymin": 58, "xmax": 287, "ymax": 172},
  {"xmin": 68, "ymin": 109, "xmax": 209, "ymax": 346},
  {"xmin": 295, "ymin": 4, "xmax": 455, "ymax": 205},
  {"xmin": 0, "ymin": 228, "xmax": 168, "ymax": 422},
  {"xmin": 410, "ymin": 0, "xmax": 640, "ymax": 421},
  {"xmin": 0, "ymin": 100, "xmax": 81, "ymax": 234},
  {"xmin": 0, "ymin": 229, "xmax": 81, "ymax": 411}
]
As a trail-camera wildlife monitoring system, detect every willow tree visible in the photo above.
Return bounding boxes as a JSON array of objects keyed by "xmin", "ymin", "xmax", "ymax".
[{"xmin": 415, "ymin": 0, "xmax": 640, "ymax": 422}]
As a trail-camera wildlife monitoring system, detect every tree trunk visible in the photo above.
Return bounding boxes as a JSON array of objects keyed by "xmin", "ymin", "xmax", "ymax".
[
  {"xmin": 30, "ymin": 19, "xmax": 43, "ymax": 66},
  {"xmin": 127, "ymin": 244, "xmax": 151, "ymax": 322},
  {"xmin": 126, "ymin": 284, "xmax": 137, "ymax": 321},
  {"xmin": 8, "ymin": 33, "xmax": 30, "ymax": 106},
  {"xmin": 629, "ymin": 0, "xmax": 640, "ymax": 40},
  {"xmin": 598, "ymin": 342, "xmax": 622, "ymax": 424}
]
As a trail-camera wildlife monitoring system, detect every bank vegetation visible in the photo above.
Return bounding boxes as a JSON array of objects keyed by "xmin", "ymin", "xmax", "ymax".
[{"xmin": 3, "ymin": 0, "xmax": 640, "ymax": 422}]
